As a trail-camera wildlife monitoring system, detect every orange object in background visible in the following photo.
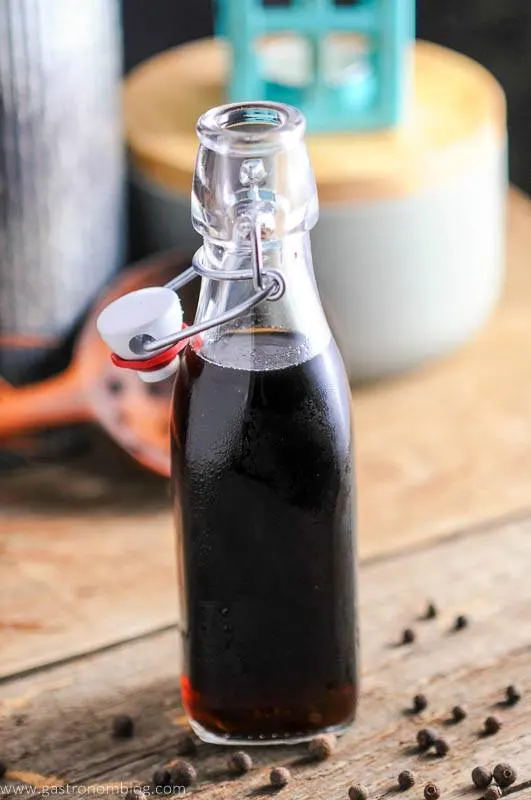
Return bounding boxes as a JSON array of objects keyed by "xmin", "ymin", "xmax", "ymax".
[{"xmin": 0, "ymin": 252, "xmax": 198, "ymax": 477}]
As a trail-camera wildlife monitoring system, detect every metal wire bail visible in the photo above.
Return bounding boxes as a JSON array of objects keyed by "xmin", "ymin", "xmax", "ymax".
[{"xmin": 139, "ymin": 224, "xmax": 286, "ymax": 355}]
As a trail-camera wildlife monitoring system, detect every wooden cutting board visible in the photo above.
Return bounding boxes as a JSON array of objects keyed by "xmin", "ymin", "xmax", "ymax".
[{"xmin": 1, "ymin": 189, "xmax": 530, "ymax": 679}]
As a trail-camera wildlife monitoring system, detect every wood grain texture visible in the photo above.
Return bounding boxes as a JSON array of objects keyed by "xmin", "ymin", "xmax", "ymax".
[
  {"xmin": 1, "ymin": 190, "xmax": 531, "ymax": 680},
  {"xmin": 0, "ymin": 436, "xmax": 176, "ymax": 680},
  {"xmin": 2, "ymin": 516, "xmax": 531, "ymax": 799}
]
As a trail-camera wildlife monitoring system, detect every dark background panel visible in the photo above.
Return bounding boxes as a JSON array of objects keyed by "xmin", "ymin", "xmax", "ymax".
[
  {"xmin": 122, "ymin": 0, "xmax": 214, "ymax": 73},
  {"xmin": 122, "ymin": 0, "xmax": 531, "ymax": 191},
  {"xmin": 417, "ymin": 0, "xmax": 531, "ymax": 192}
]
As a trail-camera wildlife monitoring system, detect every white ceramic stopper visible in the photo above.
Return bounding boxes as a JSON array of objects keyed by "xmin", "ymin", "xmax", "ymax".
[{"xmin": 96, "ymin": 286, "xmax": 184, "ymax": 382}]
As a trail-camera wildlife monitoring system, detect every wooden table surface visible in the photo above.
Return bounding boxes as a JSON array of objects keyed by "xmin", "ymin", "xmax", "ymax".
[{"xmin": 1, "ymin": 189, "xmax": 531, "ymax": 798}]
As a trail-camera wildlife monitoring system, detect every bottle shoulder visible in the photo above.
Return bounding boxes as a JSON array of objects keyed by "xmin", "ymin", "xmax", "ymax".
[{"xmin": 173, "ymin": 332, "xmax": 351, "ymax": 432}]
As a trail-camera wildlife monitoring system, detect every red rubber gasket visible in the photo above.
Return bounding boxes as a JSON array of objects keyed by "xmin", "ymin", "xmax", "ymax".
[{"xmin": 111, "ymin": 324, "xmax": 191, "ymax": 372}]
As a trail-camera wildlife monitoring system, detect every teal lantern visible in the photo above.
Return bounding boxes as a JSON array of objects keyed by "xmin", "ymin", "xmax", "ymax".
[{"xmin": 215, "ymin": 0, "xmax": 414, "ymax": 133}]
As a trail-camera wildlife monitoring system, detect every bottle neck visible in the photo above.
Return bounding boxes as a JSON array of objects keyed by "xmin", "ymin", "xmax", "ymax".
[
  {"xmin": 190, "ymin": 102, "xmax": 327, "ymax": 371},
  {"xmin": 193, "ymin": 232, "xmax": 331, "ymax": 371}
]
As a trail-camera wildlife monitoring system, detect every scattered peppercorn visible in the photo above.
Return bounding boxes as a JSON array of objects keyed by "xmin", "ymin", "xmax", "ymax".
[
  {"xmin": 175, "ymin": 733, "xmax": 197, "ymax": 756},
  {"xmin": 417, "ymin": 728, "xmax": 436, "ymax": 751},
  {"xmin": 471, "ymin": 767, "xmax": 492, "ymax": 789},
  {"xmin": 484, "ymin": 786, "xmax": 502, "ymax": 800},
  {"xmin": 434, "ymin": 738, "xmax": 450, "ymax": 757},
  {"xmin": 348, "ymin": 783, "xmax": 369, "ymax": 800},
  {"xmin": 228, "ymin": 750, "xmax": 253, "ymax": 775},
  {"xmin": 484, "ymin": 716, "xmax": 501, "ymax": 736},
  {"xmin": 412, "ymin": 693, "xmax": 428, "ymax": 713},
  {"xmin": 152, "ymin": 769, "xmax": 172, "ymax": 790},
  {"xmin": 451, "ymin": 705, "xmax": 467, "ymax": 723},
  {"xmin": 493, "ymin": 763, "xmax": 517, "ymax": 789},
  {"xmin": 111, "ymin": 714, "xmax": 134, "ymax": 739},
  {"xmin": 505, "ymin": 685, "xmax": 521, "ymax": 706},
  {"xmin": 453, "ymin": 615, "xmax": 469, "ymax": 631},
  {"xmin": 398, "ymin": 770, "xmax": 415, "ymax": 790},
  {"xmin": 424, "ymin": 602, "xmax": 438, "ymax": 620},
  {"xmin": 402, "ymin": 628, "xmax": 416, "ymax": 644},
  {"xmin": 0, "ymin": 761, "xmax": 6, "ymax": 779},
  {"xmin": 308, "ymin": 733, "xmax": 336, "ymax": 761},
  {"xmin": 424, "ymin": 782, "xmax": 440, "ymax": 800},
  {"xmin": 270, "ymin": 767, "xmax": 290, "ymax": 788},
  {"xmin": 170, "ymin": 760, "xmax": 197, "ymax": 788}
]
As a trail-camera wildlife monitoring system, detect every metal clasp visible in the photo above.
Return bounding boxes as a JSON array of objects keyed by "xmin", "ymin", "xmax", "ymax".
[{"xmin": 139, "ymin": 225, "xmax": 286, "ymax": 355}]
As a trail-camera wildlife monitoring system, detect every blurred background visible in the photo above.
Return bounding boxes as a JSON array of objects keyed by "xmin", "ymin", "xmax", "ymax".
[
  {"xmin": 124, "ymin": 0, "xmax": 531, "ymax": 244},
  {"xmin": 0, "ymin": 0, "xmax": 520, "ymax": 469}
]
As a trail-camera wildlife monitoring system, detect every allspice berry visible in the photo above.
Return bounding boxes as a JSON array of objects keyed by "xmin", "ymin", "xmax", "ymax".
[
  {"xmin": 402, "ymin": 628, "xmax": 416, "ymax": 645},
  {"xmin": 451, "ymin": 705, "xmax": 467, "ymax": 723},
  {"xmin": 434, "ymin": 738, "xmax": 449, "ymax": 757},
  {"xmin": 493, "ymin": 763, "xmax": 517, "ymax": 789},
  {"xmin": 270, "ymin": 767, "xmax": 290, "ymax": 788},
  {"xmin": 424, "ymin": 602, "xmax": 438, "ymax": 620},
  {"xmin": 484, "ymin": 716, "xmax": 501, "ymax": 736},
  {"xmin": 398, "ymin": 770, "xmax": 415, "ymax": 790},
  {"xmin": 308, "ymin": 733, "xmax": 336, "ymax": 761},
  {"xmin": 228, "ymin": 750, "xmax": 253, "ymax": 775},
  {"xmin": 111, "ymin": 713, "xmax": 134, "ymax": 739},
  {"xmin": 417, "ymin": 728, "xmax": 436, "ymax": 751},
  {"xmin": 453, "ymin": 614, "xmax": 469, "ymax": 630},
  {"xmin": 505, "ymin": 685, "xmax": 521, "ymax": 705},
  {"xmin": 152, "ymin": 769, "xmax": 172, "ymax": 790},
  {"xmin": 471, "ymin": 766, "xmax": 492, "ymax": 789},
  {"xmin": 348, "ymin": 783, "xmax": 369, "ymax": 800},
  {"xmin": 484, "ymin": 787, "xmax": 502, "ymax": 800},
  {"xmin": 424, "ymin": 782, "xmax": 441, "ymax": 800},
  {"xmin": 170, "ymin": 760, "xmax": 197, "ymax": 788},
  {"xmin": 412, "ymin": 693, "xmax": 428, "ymax": 713}
]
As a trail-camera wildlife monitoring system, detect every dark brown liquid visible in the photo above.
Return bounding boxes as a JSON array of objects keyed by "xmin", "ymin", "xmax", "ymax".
[{"xmin": 171, "ymin": 330, "xmax": 358, "ymax": 741}]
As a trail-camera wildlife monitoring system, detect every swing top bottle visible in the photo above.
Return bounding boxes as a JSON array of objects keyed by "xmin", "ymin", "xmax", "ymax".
[{"xmin": 171, "ymin": 102, "xmax": 359, "ymax": 744}]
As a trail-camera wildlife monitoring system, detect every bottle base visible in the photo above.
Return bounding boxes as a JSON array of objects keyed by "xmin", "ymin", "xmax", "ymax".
[{"xmin": 189, "ymin": 717, "xmax": 354, "ymax": 746}]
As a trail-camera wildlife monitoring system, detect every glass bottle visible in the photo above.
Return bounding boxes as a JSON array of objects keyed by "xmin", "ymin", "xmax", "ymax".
[{"xmin": 171, "ymin": 102, "xmax": 358, "ymax": 744}]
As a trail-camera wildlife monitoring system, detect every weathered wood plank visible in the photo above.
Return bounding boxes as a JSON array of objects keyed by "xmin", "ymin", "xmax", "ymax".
[
  {"xmin": 0, "ymin": 436, "xmax": 177, "ymax": 680},
  {"xmin": 1, "ymin": 517, "xmax": 531, "ymax": 799}
]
